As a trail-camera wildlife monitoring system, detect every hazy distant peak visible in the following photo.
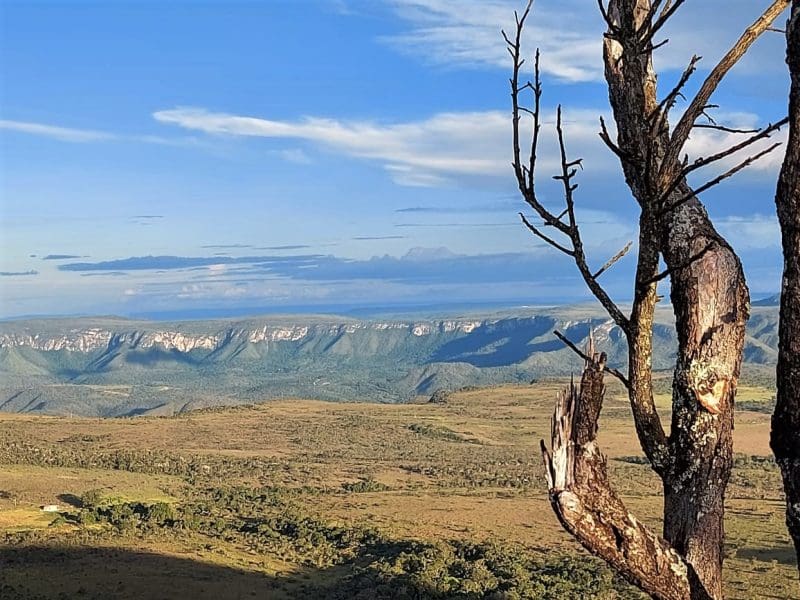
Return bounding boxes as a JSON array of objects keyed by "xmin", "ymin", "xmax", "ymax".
[
  {"xmin": 402, "ymin": 247, "xmax": 457, "ymax": 261},
  {"xmin": 753, "ymin": 293, "xmax": 780, "ymax": 307}
]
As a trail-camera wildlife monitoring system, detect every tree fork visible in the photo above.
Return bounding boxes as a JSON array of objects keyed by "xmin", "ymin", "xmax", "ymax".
[
  {"xmin": 541, "ymin": 351, "xmax": 702, "ymax": 600},
  {"xmin": 509, "ymin": 1, "xmax": 785, "ymax": 596}
]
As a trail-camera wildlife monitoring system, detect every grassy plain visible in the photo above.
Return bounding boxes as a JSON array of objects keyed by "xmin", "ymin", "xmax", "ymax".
[{"xmin": 0, "ymin": 378, "xmax": 795, "ymax": 599}]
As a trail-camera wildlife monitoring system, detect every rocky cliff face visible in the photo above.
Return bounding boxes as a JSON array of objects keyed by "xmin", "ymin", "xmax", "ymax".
[
  {"xmin": 0, "ymin": 320, "xmax": 484, "ymax": 354},
  {"xmin": 0, "ymin": 307, "xmax": 778, "ymax": 417}
]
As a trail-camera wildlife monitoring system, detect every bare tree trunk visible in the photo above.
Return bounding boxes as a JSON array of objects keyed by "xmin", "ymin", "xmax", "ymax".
[
  {"xmin": 602, "ymin": 3, "xmax": 751, "ymax": 597},
  {"xmin": 772, "ymin": 0, "xmax": 800, "ymax": 572},
  {"xmin": 660, "ymin": 195, "xmax": 748, "ymax": 597}
]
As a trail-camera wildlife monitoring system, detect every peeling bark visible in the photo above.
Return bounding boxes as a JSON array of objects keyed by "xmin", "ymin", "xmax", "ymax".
[
  {"xmin": 660, "ymin": 192, "xmax": 747, "ymax": 598},
  {"xmin": 602, "ymin": 2, "xmax": 752, "ymax": 597},
  {"xmin": 542, "ymin": 353, "xmax": 699, "ymax": 600},
  {"xmin": 773, "ymin": 0, "xmax": 800, "ymax": 572}
]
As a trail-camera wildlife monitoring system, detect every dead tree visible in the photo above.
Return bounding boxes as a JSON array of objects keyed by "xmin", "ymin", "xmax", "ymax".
[
  {"xmin": 542, "ymin": 346, "xmax": 696, "ymax": 599},
  {"xmin": 772, "ymin": 0, "xmax": 800, "ymax": 572},
  {"xmin": 505, "ymin": 1, "xmax": 789, "ymax": 598}
]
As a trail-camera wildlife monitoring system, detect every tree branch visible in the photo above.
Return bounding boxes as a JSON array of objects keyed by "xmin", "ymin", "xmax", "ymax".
[
  {"xmin": 693, "ymin": 123, "xmax": 759, "ymax": 135},
  {"xmin": 518, "ymin": 212, "xmax": 575, "ymax": 256},
  {"xmin": 597, "ymin": 0, "xmax": 620, "ymax": 34},
  {"xmin": 553, "ymin": 329, "xmax": 629, "ymax": 388},
  {"xmin": 683, "ymin": 117, "xmax": 789, "ymax": 176},
  {"xmin": 598, "ymin": 116, "xmax": 628, "ymax": 160},
  {"xmin": 641, "ymin": 0, "xmax": 686, "ymax": 48},
  {"xmin": 660, "ymin": 142, "xmax": 783, "ymax": 216},
  {"xmin": 553, "ymin": 107, "xmax": 631, "ymax": 333},
  {"xmin": 506, "ymin": 2, "xmax": 572, "ymax": 236},
  {"xmin": 508, "ymin": 14, "xmax": 630, "ymax": 335},
  {"xmin": 593, "ymin": 240, "xmax": 633, "ymax": 279},
  {"xmin": 627, "ymin": 214, "xmax": 671, "ymax": 476},
  {"xmin": 661, "ymin": 0, "xmax": 790, "ymax": 182},
  {"xmin": 640, "ymin": 242, "xmax": 716, "ymax": 287},
  {"xmin": 650, "ymin": 55, "xmax": 701, "ymax": 131},
  {"xmin": 541, "ymin": 355, "xmax": 694, "ymax": 600}
]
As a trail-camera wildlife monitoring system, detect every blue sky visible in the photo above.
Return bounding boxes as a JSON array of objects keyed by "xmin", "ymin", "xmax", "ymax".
[{"xmin": 0, "ymin": 0, "xmax": 790, "ymax": 318}]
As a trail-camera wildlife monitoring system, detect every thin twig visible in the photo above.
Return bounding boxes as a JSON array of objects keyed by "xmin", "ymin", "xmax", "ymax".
[
  {"xmin": 597, "ymin": 0, "xmax": 620, "ymax": 34},
  {"xmin": 650, "ymin": 55, "xmax": 701, "ymax": 129},
  {"xmin": 593, "ymin": 241, "xmax": 633, "ymax": 279},
  {"xmin": 506, "ymin": 1, "xmax": 571, "ymax": 236},
  {"xmin": 553, "ymin": 330, "xmax": 630, "ymax": 388},
  {"xmin": 519, "ymin": 213, "xmax": 575, "ymax": 256},
  {"xmin": 554, "ymin": 106, "xmax": 580, "ymax": 231},
  {"xmin": 655, "ymin": 117, "xmax": 788, "ymax": 207},
  {"xmin": 509, "ymin": 1, "xmax": 629, "ymax": 334},
  {"xmin": 683, "ymin": 117, "xmax": 788, "ymax": 175},
  {"xmin": 529, "ymin": 49, "xmax": 542, "ymax": 191},
  {"xmin": 660, "ymin": 143, "xmax": 783, "ymax": 216},
  {"xmin": 640, "ymin": 242, "xmax": 715, "ymax": 287},
  {"xmin": 661, "ymin": 0, "xmax": 790, "ymax": 183},
  {"xmin": 693, "ymin": 123, "xmax": 760, "ymax": 134},
  {"xmin": 552, "ymin": 108, "xmax": 630, "ymax": 332},
  {"xmin": 640, "ymin": 0, "xmax": 686, "ymax": 50},
  {"xmin": 598, "ymin": 116, "xmax": 627, "ymax": 160}
]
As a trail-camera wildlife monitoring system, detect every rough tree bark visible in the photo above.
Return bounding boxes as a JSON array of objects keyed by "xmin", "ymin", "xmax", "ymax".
[
  {"xmin": 542, "ymin": 348, "xmax": 697, "ymax": 600},
  {"xmin": 508, "ymin": 1, "xmax": 789, "ymax": 598},
  {"xmin": 772, "ymin": 0, "xmax": 800, "ymax": 571},
  {"xmin": 601, "ymin": 3, "xmax": 762, "ymax": 595}
]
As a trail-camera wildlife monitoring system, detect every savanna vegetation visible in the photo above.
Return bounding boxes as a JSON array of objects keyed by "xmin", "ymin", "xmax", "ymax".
[{"xmin": 0, "ymin": 381, "xmax": 793, "ymax": 599}]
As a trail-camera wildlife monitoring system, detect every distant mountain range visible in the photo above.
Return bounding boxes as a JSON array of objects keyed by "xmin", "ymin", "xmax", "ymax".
[
  {"xmin": 752, "ymin": 293, "xmax": 780, "ymax": 307},
  {"xmin": 0, "ymin": 305, "xmax": 780, "ymax": 417}
]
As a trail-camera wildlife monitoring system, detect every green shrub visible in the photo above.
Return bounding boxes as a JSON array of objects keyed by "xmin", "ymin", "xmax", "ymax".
[
  {"xmin": 80, "ymin": 488, "xmax": 104, "ymax": 509},
  {"xmin": 48, "ymin": 515, "xmax": 67, "ymax": 528},
  {"xmin": 145, "ymin": 502, "xmax": 176, "ymax": 524},
  {"xmin": 106, "ymin": 502, "xmax": 137, "ymax": 531},
  {"xmin": 77, "ymin": 510, "xmax": 98, "ymax": 525},
  {"xmin": 341, "ymin": 478, "xmax": 390, "ymax": 493}
]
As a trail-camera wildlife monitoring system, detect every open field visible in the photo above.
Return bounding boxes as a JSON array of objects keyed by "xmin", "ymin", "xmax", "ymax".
[{"xmin": 0, "ymin": 379, "xmax": 795, "ymax": 599}]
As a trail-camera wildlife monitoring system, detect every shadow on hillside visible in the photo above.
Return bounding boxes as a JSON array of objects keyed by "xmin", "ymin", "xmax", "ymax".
[
  {"xmin": 0, "ymin": 545, "xmax": 436, "ymax": 600},
  {"xmin": 431, "ymin": 318, "xmax": 595, "ymax": 367},
  {"xmin": 55, "ymin": 493, "xmax": 82, "ymax": 508},
  {"xmin": 123, "ymin": 348, "xmax": 200, "ymax": 368}
]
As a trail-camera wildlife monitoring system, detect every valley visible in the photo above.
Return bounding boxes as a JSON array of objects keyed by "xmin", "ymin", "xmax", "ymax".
[
  {"xmin": 0, "ymin": 380, "xmax": 794, "ymax": 599},
  {"xmin": 0, "ymin": 305, "xmax": 780, "ymax": 416}
]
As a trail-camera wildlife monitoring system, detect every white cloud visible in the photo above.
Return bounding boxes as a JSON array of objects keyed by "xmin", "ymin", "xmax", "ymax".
[
  {"xmin": 154, "ymin": 106, "xmax": 512, "ymax": 177},
  {"xmin": 383, "ymin": 0, "xmax": 789, "ymax": 83},
  {"xmin": 153, "ymin": 105, "xmax": 618, "ymax": 186},
  {"xmin": 0, "ymin": 119, "xmax": 201, "ymax": 148},
  {"xmin": 12, "ymin": 104, "xmax": 779, "ymax": 194},
  {"xmin": 154, "ymin": 104, "xmax": 786, "ymax": 188},
  {"xmin": 0, "ymin": 120, "xmax": 115, "ymax": 142},
  {"xmin": 383, "ymin": 0, "xmax": 603, "ymax": 82}
]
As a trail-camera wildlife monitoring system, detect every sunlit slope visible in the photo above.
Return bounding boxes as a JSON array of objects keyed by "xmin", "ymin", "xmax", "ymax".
[{"xmin": 0, "ymin": 306, "xmax": 779, "ymax": 416}]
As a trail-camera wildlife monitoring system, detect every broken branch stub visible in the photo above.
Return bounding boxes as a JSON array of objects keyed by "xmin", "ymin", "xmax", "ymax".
[{"xmin": 541, "ymin": 352, "xmax": 697, "ymax": 600}]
